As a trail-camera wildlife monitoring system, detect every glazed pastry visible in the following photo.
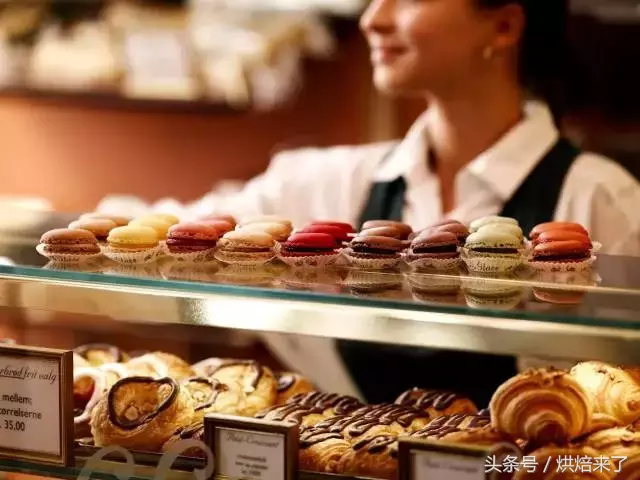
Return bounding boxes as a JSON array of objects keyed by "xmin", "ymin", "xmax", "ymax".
[
  {"xmin": 490, "ymin": 368, "xmax": 593, "ymax": 445},
  {"xmin": 411, "ymin": 413, "xmax": 491, "ymax": 440},
  {"xmin": 75, "ymin": 344, "xmax": 128, "ymax": 366},
  {"xmin": 91, "ymin": 376, "xmax": 195, "ymax": 451},
  {"xmin": 125, "ymin": 352, "xmax": 194, "ymax": 380},
  {"xmin": 512, "ymin": 446, "xmax": 612, "ymax": 479},
  {"xmin": 275, "ymin": 372, "xmax": 314, "ymax": 404},
  {"xmin": 336, "ymin": 435, "xmax": 398, "ymax": 480},
  {"xmin": 255, "ymin": 402, "xmax": 329, "ymax": 427},
  {"xmin": 571, "ymin": 361, "xmax": 640, "ymax": 425},
  {"xmin": 162, "ymin": 423, "xmax": 206, "ymax": 458},
  {"xmin": 192, "ymin": 357, "xmax": 226, "ymax": 377},
  {"xmin": 299, "ymin": 428, "xmax": 351, "ymax": 473},
  {"xmin": 583, "ymin": 426, "xmax": 640, "ymax": 470},
  {"xmin": 74, "ymin": 366, "xmax": 124, "ymax": 438},
  {"xmin": 286, "ymin": 392, "xmax": 363, "ymax": 417},
  {"xmin": 207, "ymin": 360, "xmax": 277, "ymax": 416},
  {"xmin": 394, "ymin": 388, "xmax": 477, "ymax": 419},
  {"xmin": 181, "ymin": 377, "xmax": 241, "ymax": 420}
]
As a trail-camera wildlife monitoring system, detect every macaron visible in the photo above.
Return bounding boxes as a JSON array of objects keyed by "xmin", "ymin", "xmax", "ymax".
[
  {"xmin": 431, "ymin": 222, "xmax": 470, "ymax": 242},
  {"xmin": 409, "ymin": 231, "xmax": 459, "ymax": 259},
  {"xmin": 529, "ymin": 222, "xmax": 589, "ymax": 241},
  {"xmin": 107, "ymin": 226, "xmax": 159, "ymax": 252},
  {"xmin": 477, "ymin": 223, "xmax": 523, "ymax": 242},
  {"xmin": 358, "ymin": 226, "xmax": 409, "ymax": 240},
  {"xmin": 464, "ymin": 229, "xmax": 521, "ymax": 255},
  {"xmin": 532, "ymin": 240, "xmax": 591, "ymax": 263},
  {"xmin": 215, "ymin": 230, "xmax": 276, "ymax": 264},
  {"xmin": 80, "ymin": 213, "xmax": 131, "ymax": 227},
  {"xmin": 166, "ymin": 223, "xmax": 219, "ymax": 253},
  {"xmin": 39, "ymin": 228, "xmax": 100, "ymax": 256},
  {"xmin": 534, "ymin": 230, "xmax": 592, "ymax": 248},
  {"xmin": 148, "ymin": 213, "xmax": 180, "ymax": 226},
  {"xmin": 238, "ymin": 222, "xmax": 293, "ymax": 242},
  {"xmin": 200, "ymin": 220, "xmax": 235, "ymax": 235},
  {"xmin": 349, "ymin": 235, "xmax": 406, "ymax": 258},
  {"xmin": 469, "ymin": 216, "xmax": 518, "ymax": 233},
  {"xmin": 68, "ymin": 218, "xmax": 116, "ymax": 241},
  {"xmin": 239, "ymin": 215, "xmax": 292, "ymax": 230},
  {"xmin": 280, "ymin": 233, "xmax": 338, "ymax": 257},
  {"xmin": 297, "ymin": 225, "xmax": 349, "ymax": 243},
  {"xmin": 360, "ymin": 221, "xmax": 412, "ymax": 240},
  {"xmin": 129, "ymin": 217, "xmax": 171, "ymax": 239},
  {"xmin": 309, "ymin": 220, "xmax": 355, "ymax": 235},
  {"xmin": 199, "ymin": 214, "xmax": 237, "ymax": 228}
]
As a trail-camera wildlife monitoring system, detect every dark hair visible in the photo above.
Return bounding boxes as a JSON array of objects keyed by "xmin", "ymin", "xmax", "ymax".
[{"xmin": 477, "ymin": 0, "xmax": 570, "ymax": 120}]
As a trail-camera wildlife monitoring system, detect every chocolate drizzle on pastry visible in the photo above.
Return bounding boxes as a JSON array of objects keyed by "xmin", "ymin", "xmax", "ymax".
[
  {"xmin": 75, "ymin": 343, "xmax": 124, "ymax": 363},
  {"xmin": 210, "ymin": 360, "xmax": 263, "ymax": 391},
  {"xmin": 182, "ymin": 377, "xmax": 229, "ymax": 411},
  {"xmin": 286, "ymin": 392, "xmax": 363, "ymax": 415},
  {"xmin": 395, "ymin": 388, "xmax": 461, "ymax": 411},
  {"xmin": 177, "ymin": 423, "xmax": 205, "ymax": 440},
  {"xmin": 299, "ymin": 430, "xmax": 344, "ymax": 448},
  {"xmin": 255, "ymin": 403, "xmax": 324, "ymax": 424},
  {"xmin": 412, "ymin": 414, "xmax": 490, "ymax": 439},
  {"xmin": 107, "ymin": 376, "xmax": 179, "ymax": 430},
  {"xmin": 276, "ymin": 373, "xmax": 296, "ymax": 392},
  {"xmin": 352, "ymin": 435, "xmax": 397, "ymax": 455}
]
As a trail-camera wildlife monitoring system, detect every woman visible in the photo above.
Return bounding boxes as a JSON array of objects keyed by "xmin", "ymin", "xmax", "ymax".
[{"xmin": 122, "ymin": 0, "xmax": 640, "ymax": 404}]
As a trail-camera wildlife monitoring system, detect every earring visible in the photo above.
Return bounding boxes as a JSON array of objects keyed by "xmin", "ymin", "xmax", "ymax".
[{"xmin": 482, "ymin": 46, "xmax": 495, "ymax": 61}]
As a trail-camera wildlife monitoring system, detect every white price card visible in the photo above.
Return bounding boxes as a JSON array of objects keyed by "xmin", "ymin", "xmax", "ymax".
[
  {"xmin": 0, "ymin": 345, "xmax": 72, "ymax": 465},
  {"xmin": 205, "ymin": 413, "xmax": 298, "ymax": 480}
]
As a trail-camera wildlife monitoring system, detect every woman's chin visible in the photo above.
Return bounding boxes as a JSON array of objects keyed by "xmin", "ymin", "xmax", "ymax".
[{"xmin": 373, "ymin": 70, "xmax": 425, "ymax": 96}]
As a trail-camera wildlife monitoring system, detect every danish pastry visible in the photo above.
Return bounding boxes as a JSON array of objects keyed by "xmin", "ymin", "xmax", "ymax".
[
  {"xmin": 512, "ymin": 446, "xmax": 613, "ymax": 479},
  {"xmin": 299, "ymin": 428, "xmax": 351, "ymax": 473},
  {"xmin": 91, "ymin": 376, "xmax": 195, "ymax": 451},
  {"xmin": 125, "ymin": 352, "xmax": 195, "ymax": 380},
  {"xmin": 286, "ymin": 392, "xmax": 363, "ymax": 417},
  {"xmin": 571, "ymin": 361, "xmax": 640, "ymax": 425},
  {"xmin": 411, "ymin": 413, "xmax": 492, "ymax": 440},
  {"xmin": 207, "ymin": 360, "xmax": 277, "ymax": 416},
  {"xmin": 256, "ymin": 403, "xmax": 330, "ymax": 427},
  {"xmin": 336, "ymin": 435, "xmax": 398, "ymax": 480},
  {"xmin": 162, "ymin": 423, "xmax": 206, "ymax": 458},
  {"xmin": 275, "ymin": 372, "xmax": 314, "ymax": 404},
  {"xmin": 192, "ymin": 357, "xmax": 226, "ymax": 378},
  {"xmin": 490, "ymin": 368, "xmax": 593, "ymax": 445},
  {"xmin": 394, "ymin": 388, "xmax": 477, "ymax": 419},
  {"xmin": 75, "ymin": 344, "xmax": 128, "ymax": 366},
  {"xmin": 74, "ymin": 353, "xmax": 90, "ymax": 369},
  {"xmin": 74, "ymin": 366, "xmax": 123, "ymax": 438},
  {"xmin": 181, "ymin": 377, "xmax": 242, "ymax": 420}
]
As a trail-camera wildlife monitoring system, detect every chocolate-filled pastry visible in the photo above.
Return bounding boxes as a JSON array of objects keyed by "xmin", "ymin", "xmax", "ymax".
[
  {"xmin": 275, "ymin": 372, "xmax": 314, "ymax": 404},
  {"xmin": 91, "ymin": 376, "xmax": 195, "ymax": 451},
  {"xmin": 125, "ymin": 352, "xmax": 194, "ymax": 380},
  {"xmin": 299, "ymin": 428, "xmax": 351, "ymax": 473},
  {"xmin": 75, "ymin": 344, "xmax": 128, "ymax": 366},
  {"xmin": 395, "ymin": 388, "xmax": 478, "ymax": 419},
  {"xmin": 74, "ymin": 366, "xmax": 124, "ymax": 439},
  {"xmin": 512, "ymin": 446, "xmax": 612, "ymax": 479},
  {"xmin": 162, "ymin": 423, "xmax": 206, "ymax": 458},
  {"xmin": 571, "ymin": 361, "xmax": 640, "ymax": 425},
  {"xmin": 336, "ymin": 435, "xmax": 398, "ymax": 480},
  {"xmin": 207, "ymin": 360, "xmax": 277, "ymax": 416},
  {"xmin": 256, "ymin": 403, "xmax": 328, "ymax": 427},
  {"xmin": 411, "ymin": 413, "xmax": 491, "ymax": 440},
  {"xmin": 286, "ymin": 391, "xmax": 364, "ymax": 417},
  {"xmin": 181, "ymin": 377, "xmax": 241, "ymax": 420},
  {"xmin": 192, "ymin": 357, "xmax": 226, "ymax": 378},
  {"xmin": 490, "ymin": 368, "xmax": 593, "ymax": 446}
]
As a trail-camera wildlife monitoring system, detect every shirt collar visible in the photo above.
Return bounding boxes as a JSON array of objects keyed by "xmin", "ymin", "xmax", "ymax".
[{"xmin": 373, "ymin": 101, "xmax": 560, "ymax": 200}]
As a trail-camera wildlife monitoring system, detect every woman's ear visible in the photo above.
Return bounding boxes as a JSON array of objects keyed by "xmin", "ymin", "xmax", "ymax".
[{"xmin": 491, "ymin": 3, "xmax": 525, "ymax": 53}]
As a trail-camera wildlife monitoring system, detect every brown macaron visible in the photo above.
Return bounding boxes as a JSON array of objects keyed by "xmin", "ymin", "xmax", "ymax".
[
  {"xmin": 350, "ymin": 235, "xmax": 406, "ymax": 257},
  {"xmin": 410, "ymin": 231, "xmax": 459, "ymax": 258},
  {"xmin": 69, "ymin": 219, "xmax": 117, "ymax": 241},
  {"xmin": 39, "ymin": 228, "xmax": 101, "ymax": 255},
  {"xmin": 358, "ymin": 226, "xmax": 409, "ymax": 240},
  {"xmin": 360, "ymin": 220, "xmax": 413, "ymax": 240}
]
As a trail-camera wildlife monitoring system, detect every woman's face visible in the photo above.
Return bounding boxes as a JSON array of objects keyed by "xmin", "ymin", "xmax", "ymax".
[{"xmin": 361, "ymin": 0, "xmax": 509, "ymax": 95}]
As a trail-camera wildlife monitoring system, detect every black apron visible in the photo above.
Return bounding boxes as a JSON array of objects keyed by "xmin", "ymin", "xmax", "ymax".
[{"xmin": 337, "ymin": 138, "xmax": 581, "ymax": 408}]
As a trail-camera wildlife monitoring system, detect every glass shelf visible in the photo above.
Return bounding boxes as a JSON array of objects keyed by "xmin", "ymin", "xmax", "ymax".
[{"xmin": 0, "ymin": 220, "xmax": 639, "ymax": 362}]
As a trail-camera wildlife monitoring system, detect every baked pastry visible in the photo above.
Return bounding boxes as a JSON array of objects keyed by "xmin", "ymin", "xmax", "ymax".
[
  {"xmin": 91, "ymin": 376, "xmax": 195, "ymax": 451},
  {"xmin": 75, "ymin": 344, "xmax": 128, "ymax": 366},
  {"xmin": 571, "ymin": 361, "xmax": 640, "ymax": 425},
  {"xmin": 615, "ymin": 454, "xmax": 640, "ymax": 480},
  {"xmin": 181, "ymin": 377, "xmax": 241, "ymax": 420},
  {"xmin": 286, "ymin": 392, "xmax": 363, "ymax": 417},
  {"xmin": 162, "ymin": 423, "xmax": 206, "ymax": 458},
  {"xmin": 583, "ymin": 426, "xmax": 640, "ymax": 470},
  {"xmin": 207, "ymin": 360, "xmax": 277, "ymax": 416},
  {"xmin": 275, "ymin": 372, "xmax": 314, "ymax": 404},
  {"xmin": 336, "ymin": 435, "xmax": 398, "ymax": 480},
  {"xmin": 490, "ymin": 368, "xmax": 593, "ymax": 445},
  {"xmin": 411, "ymin": 413, "xmax": 492, "ymax": 440},
  {"xmin": 192, "ymin": 357, "xmax": 226, "ymax": 377},
  {"xmin": 74, "ymin": 366, "xmax": 125, "ymax": 438},
  {"xmin": 437, "ymin": 425, "xmax": 511, "ymax": 445},
  {"xmin": 512, "ymin": 446, "xmax": 612, "ymax": 479},
  {"xmin": 255, "ymin": 403, "xmax": 329, "ymax": 427},
  {"xmin": 125, "ymin": 352, "xmax": 194, "ymax": 380},
  {"xmin": 299, "ymin": 428, "xmax": 351, "ymax": 473},
  {"xmin": 394, "ymin": 388, "xmax": 477, "ymax": 419},
  {"xmin": 74, "ymin": 353, "xmax": 90, "ymax": 369}
]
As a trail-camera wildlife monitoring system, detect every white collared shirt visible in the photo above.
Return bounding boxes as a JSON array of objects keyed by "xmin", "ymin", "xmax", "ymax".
[{"xmin": 193, "ymin": 102, "xmax": 640, "ymax": 256}]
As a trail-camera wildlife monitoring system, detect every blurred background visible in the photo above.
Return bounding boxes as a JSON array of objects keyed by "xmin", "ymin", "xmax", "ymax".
[{"xmin": 0, "ymin": 0, "xmax": 638, "ymax": 213}]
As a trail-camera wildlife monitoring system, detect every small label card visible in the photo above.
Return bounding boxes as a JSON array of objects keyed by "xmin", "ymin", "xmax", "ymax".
[
  {"xmin": 399, "ymin": 437, "xmax": 521, "ymax": 480},
  {"xmin": 204, "ymin": 413, "xmax": 298, "ymax": 480},
  {"xmin": 0, "ymin": 345, "xmax": 73, "ymax": 465}
]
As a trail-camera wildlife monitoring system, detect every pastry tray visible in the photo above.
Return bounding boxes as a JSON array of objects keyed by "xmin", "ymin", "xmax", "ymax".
[{"xmin": 74, "ymin": 441, "xmax": 374, "ymax": 480}]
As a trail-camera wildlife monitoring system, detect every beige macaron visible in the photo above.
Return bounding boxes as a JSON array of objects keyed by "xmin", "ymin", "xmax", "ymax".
[{"xmin": 238, "ymin": 222, "xmax": 293, "ymax": 242}]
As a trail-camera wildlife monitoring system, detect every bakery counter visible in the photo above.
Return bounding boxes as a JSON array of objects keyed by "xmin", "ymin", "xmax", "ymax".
[{"xmin": 1, "ymin": 232, "xmax": 640, "ymax": 363}]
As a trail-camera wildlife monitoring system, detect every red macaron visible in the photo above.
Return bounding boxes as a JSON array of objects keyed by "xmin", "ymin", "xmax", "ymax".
[
  {"xmin": 298, "ymin": 225, "xmax": 349, "ymax": 243},
  {"xmin": 534, "ymin": 230, "xmax": 592, "ymax": 248},
  {"xmin": 200, "ymin": 220, "xmax": 235, "ymax": 235},
  {"xmin": 281, "ymin": 233, "xmax": 338, "ymax": 256},
  {"xmin": 310, "ymin": 220, "xmax": 355, "ymax": 235},
  {"xmin": 532, "ymin": 240, "xmax": 591, "ymax": 262},
  {"xmin": 529, "ymin": 222, "xmax": 589, "ymax": 241},
  {"xmin": 166, "ymin": 222, "xmax": 220, "ymax": 253}
]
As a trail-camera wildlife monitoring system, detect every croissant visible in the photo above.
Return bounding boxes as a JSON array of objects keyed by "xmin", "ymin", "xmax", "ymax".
[
  {"xmin": 335, "ymin": 435, "xmax": 398, "ymax": 480},
  {"xmin": 571, "ymin": 361, "xmax": 640, "ymax": 425},
  {"xmin": 615, "ymin": 453, "xmax": 640, "ymax": 480},
  {"xmin": 275, "ymin": 372, "xmax": 315, "ymax": 405},
  {"xmin": 583, "ymin": 426, "xmax": 640, "ymax": 471},
  {"xmin": 286, "ymin": 392, "xmax": 363, "ymax": 417},
  {"xmin": 394, "ymin": 388, "xmax": 477, "ymax": 419},
  {"xmin": 181, "ymin": 377, "xmax": 242, "ymax": 421},
  {"xmin": 512, "ymin": 446, "xmax": 613, "ymax": 479},
  {"xmin": 299, "ymin": 428, "xmax": 351, "ymax": 473},
  {"xmin": 411, "ymin": 413, "xmax": 491, "ymax": 440},
  {"xmin": 490, "ymin": 368, "xmax": 593, "ymax": 445}
]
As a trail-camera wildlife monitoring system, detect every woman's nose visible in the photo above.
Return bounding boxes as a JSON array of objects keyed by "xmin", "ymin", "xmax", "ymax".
[{"xmin": 360, "ymin": 0, "xmax": 395, "ymax": 35}]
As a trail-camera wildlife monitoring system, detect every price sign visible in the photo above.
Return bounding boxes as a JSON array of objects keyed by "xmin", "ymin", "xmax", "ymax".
[
  {"xmin": 0, "ymin": 345, "xmax": 72, "ymax": 465},
  {"xmin": 398, "ymin": 437, "xmax": 520, "ymax": 480},
  {"xmin": 204, "ymin": 413, "xmax": 298, "ymax": 480}
]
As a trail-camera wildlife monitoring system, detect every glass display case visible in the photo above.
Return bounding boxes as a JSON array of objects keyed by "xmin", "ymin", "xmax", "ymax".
[{"xmin": 0, "ymin": 213, "xmax": 638, "ymax": 479}]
